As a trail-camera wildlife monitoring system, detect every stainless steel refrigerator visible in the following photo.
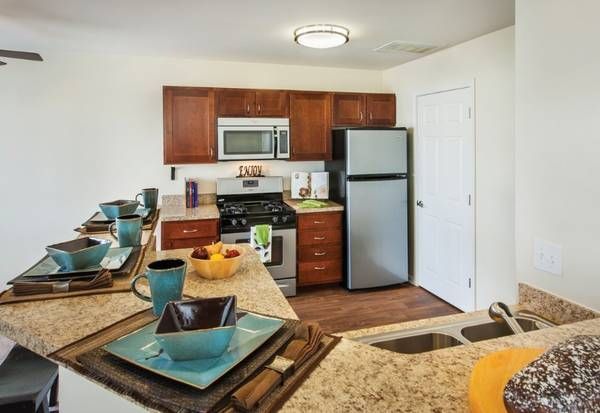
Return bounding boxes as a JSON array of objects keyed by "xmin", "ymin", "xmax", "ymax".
[{"xmin": 325, "ymin": 127, "xmax": 408, "ymax": 289}]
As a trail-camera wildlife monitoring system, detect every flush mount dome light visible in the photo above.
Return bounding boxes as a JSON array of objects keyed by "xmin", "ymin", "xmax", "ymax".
[{"xmin": 294, "ymin": 24, "xmax": 350, "ymax": 49}]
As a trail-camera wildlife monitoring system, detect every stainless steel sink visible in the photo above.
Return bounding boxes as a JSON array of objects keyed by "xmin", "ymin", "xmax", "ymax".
[
  {"xmin": 355, "ymin": 310, "xmax": 555, "ymax": 354},
  {"xmin": 460, "ymin": 317, "xmax": 542, "ymax": 342},
  {"xmin": 371, "ymin": 332, "xmax": 463, "ymax": 354}
]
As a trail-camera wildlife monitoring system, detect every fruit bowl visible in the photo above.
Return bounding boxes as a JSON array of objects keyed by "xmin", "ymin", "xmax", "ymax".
[{"xmin": 188, "ymin": 243, "xmax": 244, "ymax": 280}]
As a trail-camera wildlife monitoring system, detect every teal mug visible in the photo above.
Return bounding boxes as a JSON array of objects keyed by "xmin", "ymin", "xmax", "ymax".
[
  {"xmin": 108, "ymin": 214, "xmax": 142, "ymax": 248},
  {"xmin": 136, "ymin": 188, "xmax": 159, "ymax": 212},
  {"xmin": 131, "ymin": 258, "xmax": 187, "ymax": 316}
]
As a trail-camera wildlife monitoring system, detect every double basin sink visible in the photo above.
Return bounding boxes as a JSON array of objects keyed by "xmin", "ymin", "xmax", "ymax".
[{"xmin": 355, "ymin": 310, "xmax": 555, "ymax": 354}]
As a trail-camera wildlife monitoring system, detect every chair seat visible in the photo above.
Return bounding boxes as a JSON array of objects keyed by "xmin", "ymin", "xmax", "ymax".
[{"xmin": 0, "ymin": 345, "xmax": 58, "ymax": 408}]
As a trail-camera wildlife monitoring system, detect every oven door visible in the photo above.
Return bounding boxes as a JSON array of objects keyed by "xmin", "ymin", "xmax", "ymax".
[
  {"xmin": 217, "ymin": 126, "xmax": 276, "ymax": 160},
  {"xmin": 221, "ymin": 228, "xmax": 296, "ymax": 296}
]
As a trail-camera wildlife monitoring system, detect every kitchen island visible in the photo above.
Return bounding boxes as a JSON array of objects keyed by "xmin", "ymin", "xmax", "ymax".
[{"xmin": 0, "ymin": 245, "xmax": 599, "ymax": 412}]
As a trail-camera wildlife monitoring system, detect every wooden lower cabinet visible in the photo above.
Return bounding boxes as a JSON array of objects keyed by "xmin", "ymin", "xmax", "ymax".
[
  {"xmin": 161, "ymin": 219, "xmax": 219, "ymax": 250},
  {"xmin": 296, "ymin": 211, "xmax": 343, "ymax": 286}
]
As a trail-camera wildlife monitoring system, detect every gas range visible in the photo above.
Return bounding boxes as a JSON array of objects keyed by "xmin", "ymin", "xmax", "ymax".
[
  {"xmin": 216, "ymin": 176, "xmax": 297, "ymax": 297},
  {"xmin": 218, "ymin": 196, "xmax": 296, "ymax": 234}
]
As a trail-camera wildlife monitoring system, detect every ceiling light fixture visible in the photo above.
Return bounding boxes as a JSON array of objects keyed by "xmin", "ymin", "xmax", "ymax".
[{"xmin": 294, "ymin": 24, "xmax": 350, "ymax": 49}]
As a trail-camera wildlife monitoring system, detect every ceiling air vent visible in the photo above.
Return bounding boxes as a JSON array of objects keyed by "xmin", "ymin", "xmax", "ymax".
[{"xmin": 373, "ymin": 41, "xmax": 437, "ymax": 54}]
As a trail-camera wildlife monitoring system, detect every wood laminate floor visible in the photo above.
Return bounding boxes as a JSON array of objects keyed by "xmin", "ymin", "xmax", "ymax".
[{"xmin": 287, "ymin": 284, "xmax": 461, "ymax": 334}]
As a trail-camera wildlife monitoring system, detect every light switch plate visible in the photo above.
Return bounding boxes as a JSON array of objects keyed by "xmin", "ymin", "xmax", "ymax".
[{"xmin": 534, "ymin": 237, "xmax": 562, "ymax": 276}]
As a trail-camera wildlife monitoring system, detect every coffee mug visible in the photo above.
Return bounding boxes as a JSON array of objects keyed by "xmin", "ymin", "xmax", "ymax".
[
  {"xmin": 136, "ymin": 188, "xmax": 159, "ymax": 212},
  {"xmin": 108, "ymin": 214, "xmax": 142, "ymax": 248},
  {"xmin": 131, "ymin": 258, "xmax": 187, "ymax": 316}
]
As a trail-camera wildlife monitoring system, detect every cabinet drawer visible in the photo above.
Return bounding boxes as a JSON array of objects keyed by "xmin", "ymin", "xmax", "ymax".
[
  {"xmin": 298, "ymin": 229, "xmax": 342, "ymax": 246},
  {"xmin": 298, "ymin": 260, "xmax": 342, "ymax": 286},
  {"xmin": 162, "ymin": 219, "xmax": 218, "ymax": 240},
  {"xmin": 298, "ymin": 244, "xmax": 342, "ymax": 262},
  {"xmin": 162, "ymin": 236, "xmax": 219, "ymax": 251},
  {"xmin": 297, "ymin": 213, "xmax": 342, "ymax": 231}
]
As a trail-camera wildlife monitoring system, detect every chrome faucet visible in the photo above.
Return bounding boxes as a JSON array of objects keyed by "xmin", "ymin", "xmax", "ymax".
[{"xmin": 488, "ymin": 302, "xmax": 525, "ymax": 334}]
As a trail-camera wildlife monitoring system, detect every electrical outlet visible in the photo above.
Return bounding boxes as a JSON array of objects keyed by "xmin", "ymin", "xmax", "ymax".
[{"xmin": 534, "ymin": 237, "xmax": 562, "ymax": 276}]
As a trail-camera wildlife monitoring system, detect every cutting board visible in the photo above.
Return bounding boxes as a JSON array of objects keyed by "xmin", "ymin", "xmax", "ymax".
[{"xmin": 468, "ymin": 348, "xmax": 544, "ymax": 413}]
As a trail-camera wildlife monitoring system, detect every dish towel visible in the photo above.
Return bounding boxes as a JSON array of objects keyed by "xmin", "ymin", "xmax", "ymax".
[{"xmin": 251, "ymin": 224, "xmax": 272, "ymax": 263}]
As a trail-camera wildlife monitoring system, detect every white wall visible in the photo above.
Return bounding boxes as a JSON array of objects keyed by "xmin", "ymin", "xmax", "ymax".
[
  {"xmin": 0, "ymin": 53, "xmax": 383, "ymax": 286},
  {"xmin": 515, "ymin": 0, "xmax": 600, "ymax": 310},
  {"xmin": 382, "ymin": 27, "xmax": 516, "ymax": 310}
]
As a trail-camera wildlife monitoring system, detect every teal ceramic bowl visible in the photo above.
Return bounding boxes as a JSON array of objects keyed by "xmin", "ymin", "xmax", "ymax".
[
  {"xmin": 154, "ymin": 296, "xmax": 237, "ymax": 361},
  {"xmin": 99, "ymin": 200, "xmax": 140, "ymax": 220},
  {"xmin": 46, "ymin": 237, "xmax": 112, "ymax": 271}
]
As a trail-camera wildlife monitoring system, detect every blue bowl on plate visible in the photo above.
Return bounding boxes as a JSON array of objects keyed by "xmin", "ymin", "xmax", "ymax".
[
  {"xmin": 99, "ymin": 200, "xmax": 140, "ymax": 220},
  {"xmin": 154, "ymin": 296, "xmax": 237, "ymax": 361},
  {"xmin": 45, "ymin": 237, "xmax": 112, "ymax": 271}
]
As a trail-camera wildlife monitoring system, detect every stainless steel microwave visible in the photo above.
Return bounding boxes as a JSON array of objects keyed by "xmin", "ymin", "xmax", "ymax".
[{"xmin": 217, "ymin": 118, "xmax": 290, "ymax": 160}]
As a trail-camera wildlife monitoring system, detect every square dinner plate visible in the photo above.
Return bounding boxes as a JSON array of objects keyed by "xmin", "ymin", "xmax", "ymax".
[
  {"xmin": 22, "ymin": 247, "xmax": 133, "ymax": 277},
  {"xmin": 103, "ymin": 312, "xmax": 285, "ymax": 390}
]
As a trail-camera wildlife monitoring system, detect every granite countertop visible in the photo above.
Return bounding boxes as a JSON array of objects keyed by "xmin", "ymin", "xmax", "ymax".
[
  {"xmin": 283, "ymin": 317, "xmax": 600, "ymax": 412},
  {"xmin": 0, "ymin": 244, "xmax": 295, "ymax": 356},
  {"xmin": 284, "ymin": 199, "xmax": 344, "ymax": 214},
  {"xmin": 159, "ymin": 204, "xmax": 220, "ymax": 222},
  {"xmin": 1, "ymin": 235, "xmax": 599, "ymax": 412}
]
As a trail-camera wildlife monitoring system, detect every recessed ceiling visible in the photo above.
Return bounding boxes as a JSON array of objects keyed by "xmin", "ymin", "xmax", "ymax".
[{"xmin": 0, "ymin": 0, "xmax": 514, "ymax": 70}]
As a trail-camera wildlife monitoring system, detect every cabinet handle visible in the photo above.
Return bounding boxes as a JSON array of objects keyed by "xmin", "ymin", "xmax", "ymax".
[
  {"xmin": 182, "ymin": 229, "xmax": 199, "ymax": 233},
  {"xmin": 210, "ymin": 147, "xmax": 214, "ymax": 159},
  {"xmin": 313, "ymin": 236, "xmax": 326, "ymax": 240},
  {"xmin": 314, "ymin": 251, "xmax": 327, "ymax": 256},
  {"xmin": 314, "ymin": 266, "xmax": 326, "ymax": 270},
  {"xmin": 246, "ymin": 104, "xmax": 250, "ymax": 114},
  {"xmin": 313, "ymin": 220, "xmax": 325, "ymax": 224},
  {"xmin": 359, "ymin": 112, "xmax": 363, "ymax": 121},
  {"xmin": 257, "ymin": 104, "xmax": 261, "ymax": 114},
  {"xmin": 369, "ymin": 112, "xmax": 373, "ymax": 120}
]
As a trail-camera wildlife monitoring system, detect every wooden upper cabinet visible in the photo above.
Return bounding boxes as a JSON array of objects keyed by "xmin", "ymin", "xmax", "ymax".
[
  {"xmin": 255, "ymin": 90, "xmax": 288, "ymax": 117},
  {"xmin": 289, "ymin": 92, "xmax": 332, "ymax": 161},
  {"xmin": 163, "ymin": 87, "xmax": 216, "ymax": 164},
  {"xmin": 216, "ymin": 89, "xmax": 288, "ymax": 117},
  {"xmin": 332, "ymin": 93, "xmax": 366, "ymax": 126},
  {"xmin": 217, "ymin": 89, "xmax": 255, "ymax": 117},
  {"xmin": 366, "ymin": 93, "xmax": 396, "ymax": 126}
]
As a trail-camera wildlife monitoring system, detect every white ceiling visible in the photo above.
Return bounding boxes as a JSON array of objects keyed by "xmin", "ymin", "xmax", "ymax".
[{"xmin": 0, "ymin": 0, "xmax": 514, "ymax": 70}]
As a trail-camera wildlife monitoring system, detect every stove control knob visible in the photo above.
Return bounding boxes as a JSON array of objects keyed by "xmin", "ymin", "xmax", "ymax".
[
  {"xmin": 282, "ymin": 215, "xmax": 288, "ymax": 223},
  {"xmin": 231, "ymin": 218, "xmax": 238, "ymax": 226},
  {"xmin": 272, "ymin": 216, "xmax": 279, "ymax": 224},
  {"xmin": 241, "ymin": 218, "xmax": 247, "ymax": 226}
]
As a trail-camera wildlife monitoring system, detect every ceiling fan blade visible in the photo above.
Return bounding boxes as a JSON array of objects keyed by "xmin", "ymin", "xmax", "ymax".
[
  {"xmin": 0, "ymin": 61, "xmax": 6, "ymax": 66},
  {"xmin": 0, "ymin": 49, "xmax": 43, "ymax": 61}
]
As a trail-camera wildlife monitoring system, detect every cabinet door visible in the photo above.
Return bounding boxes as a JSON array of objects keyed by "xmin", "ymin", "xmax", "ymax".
[
  {"xmin": 217, "ymin": 89, "xmax": 255, "ymax": 117},
  {"xmin": 163, "ymin": 87, "xmax": 216, "ymax": 164},
  {"xmin": 332, "ymin": 93, "xmax": 366, "ymax": 126},
  {"xmin": 289, "ymin": 92, "xmax": 332, "ymax": 161},
  {"xmin": 366, "ymin": 94, "xmax": 396, "ymax": 126},
  {"xmin": 255, "ymin": 90, "xmax": 289, "ymax": 117}
]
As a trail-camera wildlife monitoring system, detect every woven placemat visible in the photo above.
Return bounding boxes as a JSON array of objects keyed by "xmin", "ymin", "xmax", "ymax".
[
  {"xmin": 77, "ymin": 209, "xmax": 160, "ymax": 234},
  {"xmin": 50, "ymin": 307, "xmax": 340, "ymax": 413},
  {"xmin": 76, "ymin": 317, "xmax": 299, "ymax": 413},
  {"xmin": 0, "ymin": 245, "xmax": 146, "ymax": 305}
]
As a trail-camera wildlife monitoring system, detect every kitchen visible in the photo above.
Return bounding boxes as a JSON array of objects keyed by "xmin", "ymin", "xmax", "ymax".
[{"xmin": 1, "ymin": 1, "xmax": 599, "ymax": 412}]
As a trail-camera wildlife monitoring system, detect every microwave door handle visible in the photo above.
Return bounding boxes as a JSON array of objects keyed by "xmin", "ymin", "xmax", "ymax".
[{"xmin": 273, "ymin": 132, "xmax": 278, "ymax": 159}]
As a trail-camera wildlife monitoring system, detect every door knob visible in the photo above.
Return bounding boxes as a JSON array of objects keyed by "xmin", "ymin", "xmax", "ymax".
[{"xmin": 417, "ymin": 200, "xmax": 424, "ymax": 208}]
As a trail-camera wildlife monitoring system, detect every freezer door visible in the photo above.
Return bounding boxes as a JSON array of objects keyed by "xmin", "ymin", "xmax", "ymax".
[
  {"xmin": 346, "ymin": 178, "xmax": 408, "ymax": 289},
  {"xmin": 346, "ymin": 129, "xmax": 407, "ymax": 176}
]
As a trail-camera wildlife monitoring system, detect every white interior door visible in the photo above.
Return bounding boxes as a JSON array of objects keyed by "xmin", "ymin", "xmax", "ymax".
[{"xmin": 416, "ymin": 87, "xmax": 475, "ymax": 311}]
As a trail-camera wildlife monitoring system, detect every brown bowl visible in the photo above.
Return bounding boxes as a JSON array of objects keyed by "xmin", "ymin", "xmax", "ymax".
[{"xmin": 188, "ymin": 244, "xmax": 245, "ymax": 280}]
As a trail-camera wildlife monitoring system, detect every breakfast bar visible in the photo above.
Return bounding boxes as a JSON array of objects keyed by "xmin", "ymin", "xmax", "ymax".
[{"xmin": 0, "ymin": 238, "xmax": 599, "ymax": 412}]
